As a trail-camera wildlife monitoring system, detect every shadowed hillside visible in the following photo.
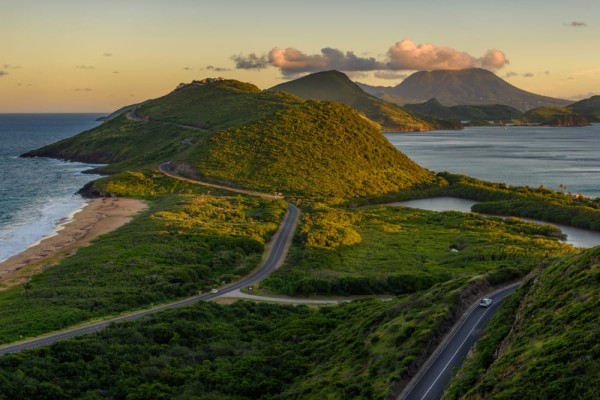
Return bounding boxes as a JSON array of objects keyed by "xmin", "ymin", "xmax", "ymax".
[
  {"xmin": 359, "ymin": 68, "xmax": 570, "ymax": 111},
  {"xmin": 269, "ymin": 70, "xmax": 461, "ymax": 131}
]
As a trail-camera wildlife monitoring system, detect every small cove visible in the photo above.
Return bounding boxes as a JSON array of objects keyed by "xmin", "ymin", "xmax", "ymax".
[{"xmin": 390, "ymin": 197, "xmax": 600, "ymax": 248}]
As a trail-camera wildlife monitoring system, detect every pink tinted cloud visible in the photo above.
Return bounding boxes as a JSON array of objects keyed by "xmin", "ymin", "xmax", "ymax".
[
  {"xmin": 387, "ymin": 39, "xmax": 476, "ymax": 70},
  {"xmin": 267, "ymin": 47, "xmax": 382, "ymax": 76},
  {"xmin": 234, "ymin": 39, "xmax": 509, "ymax": 77},
  {"xmin": 480, "ymin": 49, "xmax": 509, "ymax": 69},
  {"xmin": 387, "ymin": 40, "xmax": 508, "ymax": 71}
]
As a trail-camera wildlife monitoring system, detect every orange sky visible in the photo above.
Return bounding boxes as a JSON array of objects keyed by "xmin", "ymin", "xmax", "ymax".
[{"xmin": 2, "ymin": 0, "xmax": 599, "ymax": 112}]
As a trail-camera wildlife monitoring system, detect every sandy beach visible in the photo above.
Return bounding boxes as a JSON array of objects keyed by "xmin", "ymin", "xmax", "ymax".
[{"xmin": 0, "ymin": 198, "xmax": 147, "ymax": 290}]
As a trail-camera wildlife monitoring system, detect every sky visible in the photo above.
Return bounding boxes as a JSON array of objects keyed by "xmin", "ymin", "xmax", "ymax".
[{"xmin": 2, "ymin": 0, "xmax": 599, "ymax": 112}]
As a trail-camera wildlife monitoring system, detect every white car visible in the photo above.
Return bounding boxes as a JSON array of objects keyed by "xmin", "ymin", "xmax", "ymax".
[
  {"xmin": 479, "ymin": 298, "xmax": 493, "ymax": 307},
  {"xmin": 210, "ymin": 288, "xmax": 218, "ymax": 294}
]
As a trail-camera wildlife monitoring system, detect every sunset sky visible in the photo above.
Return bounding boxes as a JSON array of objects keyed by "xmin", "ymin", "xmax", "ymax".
[{"xmin": 2, "ymin": 0, "xmax": 599, "ymax": 112}]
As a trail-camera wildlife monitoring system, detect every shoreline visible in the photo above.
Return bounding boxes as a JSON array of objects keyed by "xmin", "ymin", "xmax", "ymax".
[{"xmin": 0, "ymin": 197, "xmax": 148, "ymax": 290}]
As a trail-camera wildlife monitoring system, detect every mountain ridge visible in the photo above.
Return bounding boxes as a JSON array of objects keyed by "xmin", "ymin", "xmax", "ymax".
[
  {"xmin": 268, "ymin": 70, "xmax": 461, "ymax": 131},
  {"xmin": 358, "ymin": 68, "xmax": 570, "ymax": 112}
]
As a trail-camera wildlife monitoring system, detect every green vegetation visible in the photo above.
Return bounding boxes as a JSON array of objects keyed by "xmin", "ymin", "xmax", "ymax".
[
  {"xmin": 261, "ymin": 203, "xmax": 572, "ymax": 296},
  {"xmin": 0, "ymin": 275, "xmax": 514, "ymax": 400},
  {"xmin": 568, "ymin": 95, "xmax": 600, "ymax": 122},
  {"xmin": 269, "ymin": 70, "xmax": 460, "ymax": 131},
  {"xmin": 441, "ymin": 173, "xmax": 600, "ymax": 231},
  {"xmin": 0, "ymin": 172, "xmax": 287, "ymax": 344},
  {"xmin": 513, "ymin": 106, "xmax": 590, "ymax": 126},
  {"xmin": 196, "ymin": 100, "xmax": 435, "ymax": 198},
  {"xmin": 22, "ymin": 115, "xmax": 208, "ymax": 167},
  {"xmin": 139, "ymin": 80, "xmax": 302, "ymax": 130},
  {"xmin": 404, "ymin": 98, "xmax": 522, "ymax": 123},
  {"xmin": 23, "ymin": 78, "xmax": 437, "ymax": 199},
  {"xmin": 444, "ymin": 246, "xmax": 600, "ymax": 400}
]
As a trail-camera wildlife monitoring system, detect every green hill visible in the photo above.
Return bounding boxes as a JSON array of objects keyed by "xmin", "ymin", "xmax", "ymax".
[
  {"xmin": 268, "ymin": 70, "xmax": 461, "ymax": 131},
  {"xmin": 568, "ymin": 95, "xmax": 600, "ymax": 122},
  {"xmin": 194, "ymin": 100, "xmax": 434, "ymax": 197},
  {"xmin": 404, "ymin": 98, "xmax": 522, "ymax": 123},
  {"xmin": 23, "ymin": 79, "xmax": 434, "ymax": 199},
  {"xmin": 445, "ymin": 246, "xmax": 600, "ymax": 399},
  {"xmin": 514, "ymin": 106, "xmax": 590, "ymax": 126}
]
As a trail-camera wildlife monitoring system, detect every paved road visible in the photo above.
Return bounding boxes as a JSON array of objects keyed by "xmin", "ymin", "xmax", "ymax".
[
  {"xmin": 399, "ymin": 284, "xmax": 519, "ymax": 400},
  {"xmin": 0, "ymin": 195, "xmax": 299, "ymax": 356},
  {"xmin": 159, "ymin": 162, "xmax": 283, "ymax": 200}
]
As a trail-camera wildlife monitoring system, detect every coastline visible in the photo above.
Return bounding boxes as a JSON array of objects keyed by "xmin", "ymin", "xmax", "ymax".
[{"xmin": 0, "ymin": 197, "xmax": 147, "ymax": 290}]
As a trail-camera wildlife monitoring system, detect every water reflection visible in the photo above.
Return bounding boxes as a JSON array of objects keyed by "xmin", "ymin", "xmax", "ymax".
[{"xmin": 391, "ymin": 197, "xmax": 600, "ymax": 248}]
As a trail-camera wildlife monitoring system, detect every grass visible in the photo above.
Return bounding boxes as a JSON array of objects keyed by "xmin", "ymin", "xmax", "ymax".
[
  {"xmin": 195, "ymin": 100, "xmax": 435, "ymax": 198},
  {"xmin": 261, "ymin": 204, "xmax": 574, "ymax": 296},
  {"xmin": 0, "ymin": 274, "xmax": 508, "ymax": 400},
  {"xmin": 444, "ymin": 247, "xmax": 600, "ymax": 399},
  {"xmin": 0, "ymin": 173, "xmax": 287, "ymax": 344}
]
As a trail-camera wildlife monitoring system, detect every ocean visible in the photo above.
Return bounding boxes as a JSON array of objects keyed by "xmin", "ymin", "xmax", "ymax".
[
  {"xmin": 0, "ymin": 114, "xmax": 104, "ymax": 262},
  {"xmin": 386, "ymin": 124, "xmax": 600, "ymax": 198}
]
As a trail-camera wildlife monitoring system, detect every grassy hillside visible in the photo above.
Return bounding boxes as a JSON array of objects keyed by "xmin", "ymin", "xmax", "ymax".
[
  {"xmin": 23, "ymin": 79, "xmax": 435, "ymax": 198},
  {"xmin": 138, "ymin": 80, "xmax": 302, "ymax": 130},
  {"xmin": 0, "ymin": 171, "xmax": 287, "ymax": 344},
  {"xmin": 0, "ymin": 274, "xmax": 529, "ymax": 400},
  {"xmin": 194, "ymin": 100, "xmax": 435, "ymax": 198},
  {"xmin": 444, "ymin": 246, "xmax": 599, "ymax": 399},
  {"xmin": 514, "ymin": 106, "xmax": 590, "ymax": 126},
  {"xmin": 568, "ymin": 95, "xmax": 600, "ymax": 122},
  {"xmin": 261, "ymin": 203, "xmax": 572, "ymax": 296},
  {"xmin": 269, "ymin": 70, "xmax": 460, "ymax": 131}
]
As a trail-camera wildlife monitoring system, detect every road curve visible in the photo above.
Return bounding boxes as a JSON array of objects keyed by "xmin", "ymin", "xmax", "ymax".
[
  {"xmin": 399, "ymin": 283, "xmax": 520, "ymax": 400},
  {"xmin": 0, "ymin": 180, "xmax": 299, "ymax": 356}
]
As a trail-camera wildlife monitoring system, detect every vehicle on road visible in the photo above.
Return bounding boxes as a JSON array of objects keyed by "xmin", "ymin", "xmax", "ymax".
[
  {"xmin": 479, "ymin": 297, "xmax": 493, "ymax": 307},
  {"xmin": 210, "ymin": 289, "xmax": 218, "ymax": 294}
]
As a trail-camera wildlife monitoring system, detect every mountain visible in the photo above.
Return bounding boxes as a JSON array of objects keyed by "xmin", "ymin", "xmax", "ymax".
[
  {"xmin": 514, "ymin": 106, "xmax": 590, "ymax": 126},
  {"xmin": 404, "ymin": 98, "xmax": 522, "ymax": 122},
  {"xmin": 568, "ymin": 95, "xmax": 600, "ymax": 122},
  {"xmin": 268, "ymin": 70, "xmax": 461, "ymax": 131},
  {"xmin": 445, "ymin": 246, "xmax": 599, "ymax": 399},
  {"xmin": 23, "ymin": 78, "xmax": 434, "ymax": 198},
  {"xmin": 358, "ymin": 68, "xmax": 570, "ymax": 112}
]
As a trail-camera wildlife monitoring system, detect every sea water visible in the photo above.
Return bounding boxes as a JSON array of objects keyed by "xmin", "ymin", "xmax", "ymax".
[
  {"xmin": 386, "ymin": 124, "xmax": 600, "ymax": 198},
  {"xmin": 0, "ymin": 114, "xmax": 104, "ymax": 262}
]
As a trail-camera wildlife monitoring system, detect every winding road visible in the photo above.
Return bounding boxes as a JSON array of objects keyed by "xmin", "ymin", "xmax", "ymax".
[
  {"xmin": 398, "ymin": 283, "xmax": 520, "ymax": 400},
  {"xmin": 1, "ymin": 161, "xmax": 522, "ymax": 400},
  {"xmin": 0, "ymin": 171, "xmax": 300, "ymax": 356}
]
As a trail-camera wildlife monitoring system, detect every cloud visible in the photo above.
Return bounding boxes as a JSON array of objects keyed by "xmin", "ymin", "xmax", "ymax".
[
  {"xmin": 0, "ymin": 71, "xmax": 7, "ymax": 77},
  {"xmin": 480, "ymin": 49, "xmax": 509, "ymax": 69},
  {"xmin": 235, "ymin": 40, "xmax": 509, "ymax": 78},
  {"xmin": 103, "ymin": 52, "xmax": 113, "ymax": 57},
  {"xmin": 523, "ymin": 72, "xmax": 535, "ymax": 78},
  {"xmin": 268, "ymin": 47, "xmax": 383, "ymax": 77},
  {"xmin": 74, "ymin": 88, "xmax": 92, "ymax": 91},
  {"xmin": 3, "ymin": 64, "xmax": 22, "ymax": 69},
  {"xmin": 76, "ymin": 65, "xmax": 94, "ymax": 69},
  {"xmin": 206, "ymin": 65, "xmax": 231, "ymax": 72},
  {"xmin": 374, "ymin": 70, "xmax": 408, "ymax": 80},
  {"xmin": 182, "ymin": 67, "xmax": 191, "ymax": 70},
  {"xmin": 387, "ymin": 40, "xmax": 509, "ymax": 71},
  {"xmin": 565, "ymin": 21, "xmax": 587, "ymax": 27},
  {"xmin": 112, "ymin": 71, "xmax": 119, "ymax": 74},
  {"xmin": 504, "ymin": 71, "xmax": 519, "ymax": 78},
  {"xmin": 231, "ymin": 53, "xmax": 269, "ymax": 70}
]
